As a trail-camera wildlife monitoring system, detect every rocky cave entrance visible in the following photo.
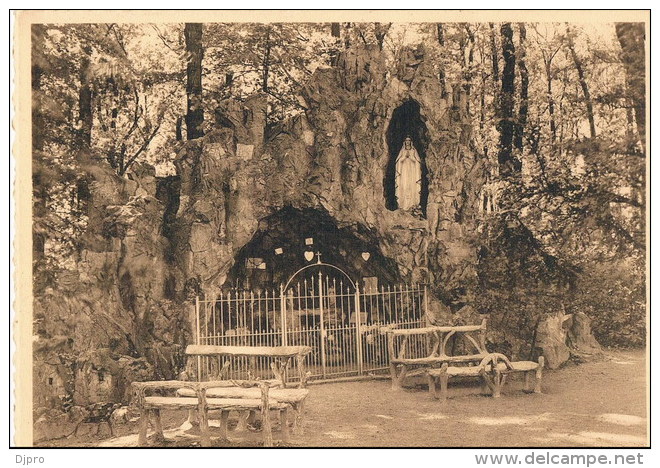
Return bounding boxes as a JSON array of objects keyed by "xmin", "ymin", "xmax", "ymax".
[
  {"xmin": 224, "ymin": 206, "xmax": 400, "ymax": 290},
  {"xmin": 384, "ymin": 99, "xmax": 430, "ymax": 217}
]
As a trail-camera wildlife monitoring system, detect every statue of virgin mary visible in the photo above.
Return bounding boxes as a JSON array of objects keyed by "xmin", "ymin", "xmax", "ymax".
[{"xmin": 395, "ymin": 136, "xmax": 422, "ymax": 210}]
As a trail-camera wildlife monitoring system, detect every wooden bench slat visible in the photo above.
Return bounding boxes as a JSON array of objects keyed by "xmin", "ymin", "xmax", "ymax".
[
  {"xmin": 388, "ymin": 324, "xmax": 486, "ymax": 336},
  {"xmin": 144, "ymin": 396, "xmax": 287, "ymax": 411},
  {"xmin": 386, "ymin": 322, "xmax": 489, "ymax": 390},
  {"xmin": 427, "ymin": 366, "xmax": 481, "ymax": 377},
  {"xmin": 176, "ymin": 387, "xmax": 309, "ymax": 404},
  {"xmin": 425, "ymin": 355, "xmax": 544, "ymax": 400},
  {"xmin": 185, "ymin": 345, "xmax": 312, "ymax": 357},
  {"xmin": 134, "ymin": 342, "xmax": 314, "ymax": 447},
  {"xmin": 426, "ymin": 360, "xmax": 539, "ymax": 377},
  {"xmin": 391, "ymin": 353, "xmax": 487, "ymax": 365},
  {"xmin": 502, "ymin": 361, "xmax": 539, "ymax": 372}
]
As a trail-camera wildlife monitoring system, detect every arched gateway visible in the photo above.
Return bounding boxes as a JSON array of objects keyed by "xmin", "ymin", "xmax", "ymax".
[{"xmin": 194, "ymin": 255, "xmax": 428, "ymax": 382}]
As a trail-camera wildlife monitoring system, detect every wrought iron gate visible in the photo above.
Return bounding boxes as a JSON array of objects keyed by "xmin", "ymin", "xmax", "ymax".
[{"xmin": 194, "ymin": 261, "xmax": 428, "ymax": 382}]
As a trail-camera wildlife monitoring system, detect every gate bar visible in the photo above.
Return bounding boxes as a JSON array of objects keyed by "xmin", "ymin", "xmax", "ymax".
[
  {"xmin": 195, "ymin": 296, "xmax": 201, "ymax": 382},
  {"xmin": 318, "ymin": 271, "xmax": 327, "ymax": 379},
  {"xmin": 355, "ymin": 284, "xmax": 363, "ymax": 375},
  {"xmin": 279, "ymin": 284, "xmax": 288, "ymax": 346}
]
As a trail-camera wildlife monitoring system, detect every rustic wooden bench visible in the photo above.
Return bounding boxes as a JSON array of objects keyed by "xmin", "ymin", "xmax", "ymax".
[
  {"xmin": 132, "ymin": 380, "xmax": 294, "ymax": 447},
  {"xmin": 131, "ymin": 345, "xmax": 313, "ymax": 447},
  {"xmin": 386, "ymin": 320, "xmax": 489, "ymax": 389},
  {"xmin": 175, "ymin": 385, "xmax": 309, "ymax": 433},
  {"xmin": 186, "ymin": 344, "xmax": 313, "ymax": 388},
  {"xmin": 425, "ymin": 353, "xmax": 545, "ymax": 400},
  {"xmin": 186, "ymin": 344, "xmax": 312, "ymax": 433}
]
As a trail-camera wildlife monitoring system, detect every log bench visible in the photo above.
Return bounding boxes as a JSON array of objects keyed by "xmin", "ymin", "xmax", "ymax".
[
  {"xmin": 186, "ymin": 344, "xmax": 312, "ymax": 388},
  {"xmin": 386, "ymin": 320, "xmax": 489, "ymax": 390},
  {"xmin": 175, "ymin": 386, "xmax": 309, "ymax": 433},
  {"xmin": 425, "ymin": 353, "xmax": 545, "ymax": 400},
  {"xmin": 185, "ymin": 344, "xmax": 312, "ymax": 436},
  {"xmin": 132, "ymin": 380, "xmax": 299, "ymax": 447},
  {"xmin": 131, "ymin": 345, "xmax": 313, "ymax": 447}
]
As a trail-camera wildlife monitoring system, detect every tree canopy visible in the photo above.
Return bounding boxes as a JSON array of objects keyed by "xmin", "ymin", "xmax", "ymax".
[{"xmin": 31, "ymin": 21, "xmax": 646, "ymax": 347}]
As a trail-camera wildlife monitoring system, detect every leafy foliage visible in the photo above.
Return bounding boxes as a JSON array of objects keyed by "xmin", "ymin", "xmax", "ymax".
[{"xmin": 31, "ymin": 21, "xmax": 646, "ymax": 348}]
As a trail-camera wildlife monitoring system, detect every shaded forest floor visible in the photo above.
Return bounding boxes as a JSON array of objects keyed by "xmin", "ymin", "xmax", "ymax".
[{"xmin": 37, "ymin": 349, "xmax": 647, "ymax": 448}]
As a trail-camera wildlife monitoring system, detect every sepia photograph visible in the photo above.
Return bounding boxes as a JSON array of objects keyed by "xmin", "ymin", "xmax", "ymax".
[{"xmin": 11, "ymin": 10, "xmax": 649, "ymax": 449}]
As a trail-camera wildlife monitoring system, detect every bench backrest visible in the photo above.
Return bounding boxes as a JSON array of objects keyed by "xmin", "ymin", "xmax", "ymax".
[
  {"xmin": 185, "ymin": 345, "xmax": 313, "ymax": 387},
  {"xmin": 386, "ymin": 319, "xmax": 487, "ymax": 360},
  {"xmin": 186, "ymin": 345, "xmax": 312, "ymax": 358}
]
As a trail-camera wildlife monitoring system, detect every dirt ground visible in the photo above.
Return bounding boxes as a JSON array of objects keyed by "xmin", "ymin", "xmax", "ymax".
[{"xmin": 37, "ymin": 349, "xmax": 648, "ymax": 448}]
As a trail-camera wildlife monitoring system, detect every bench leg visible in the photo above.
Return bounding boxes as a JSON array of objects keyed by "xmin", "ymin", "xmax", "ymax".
[
  {"xmin": 260, "ymin": 386, "xmax": 274, "ymax": 447},
  {"xmin": 151, "ymin": 409, "xmax": 164, "ymax": 443},
  {"xmin": 492, "ymin": 369, "xmax": 502, "ymax": 398},
  {"xmin": 261, "ymin": 409, "xmax": 273, "ymax": 447},
  {"xmin": 389, "ymin": 362, "xmax": 400, "ymax": 390},
  {"xmin": 391, "ymin": 365, "xmax": 408, "ymax": 390},
  {"xmin": 297, "ymin": 355, "xmax": 308, "ymax": 388},
  {"xmin": 524, "ymin": 371, "xmax": 533, "ymax": 393},
  {"xmin": 138, "ymin": 409, "xmax": 149, "ymax": 447},
  {"xmin": 534, "ymin": 356, "xmax": 544, "ymax": 394},
  {"xmin": 280, "ymin": 407, "xmax": 290, "ymax": 443},
  {"xmin": 248, "ymin": 410, "xmax": 257, "ymax": 428},
  {"xmin": 198, "ymin": 409, "xmax": 211, "ymax": 447},
  {"xmin": 235, "ymin": 411, "xmax": 250, "ymax": 432},
  {"xmin": 187, "ymin": 409, "xmax": 199, "ymax": 427},
  {"xmin": 292, "ymin": 401, "xmax": 305, "ymax": 435},
  {"xmin": 427, "ymin": 373, "xmax": 437, "ymax": 399},
  {"xmin": 439, "ymin": 364, "xmax": 449, "ymax": 401},
  {"xmin": 219, "ymin": 410, "xmax": 230, "ymax": 441}
]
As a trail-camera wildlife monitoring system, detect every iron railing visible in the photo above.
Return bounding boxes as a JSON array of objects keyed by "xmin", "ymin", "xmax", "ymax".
[{"xmin": 194, "ymin": 275, "xmax": 429, "ymax": 382}]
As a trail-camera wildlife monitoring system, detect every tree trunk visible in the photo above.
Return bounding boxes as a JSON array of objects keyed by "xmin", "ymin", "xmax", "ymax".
[
  {"xmin": 545, "ymin": 60, "xmax": 557, "ymax": 146},
  {"xmin": 31, "ymin": 56, "xmax": 46, "ymax": 265},
  {"xmin": 374, "ymin": 23, "xmax": 390, "ymax": 51},
  {"xmin": 514, "ymin": 24, "xmax": 529, "ymax": 154},
  {"xmin": 329, "ymin": 23, "xmax": 341, "ymax": 66},
  {"xmin": 78, "ymin": 45, "xmax": 93, "ymax": 150},
  {"xmin": 480, "ymin": 70, "xmax": 488, "ymax": 158},
  {"xmin": 32, "ymin": 64, "xmax": 45, "ymax": 152},
  {"xmin": 497, "ymin": 23, "xmax": 520, "ymax": 177},
  {"xmin": 184, "ymin": 23, "xmax": 204, "ymax": 140},
  {"xmin": 615, "ymin": 23, "xmax": 646, "ymax": 154},
  {"xmin": 437, "ymin": 23, "xmax": 447, "ymax": 98},
  {"xmin": 176, "ymin": 116, "xmax": 183, "ymax": 142},
  {"xmin": 262, "ymin": 27, "xmax": 272, "ymax": 93},
  {"xmin": 489, "ymin": 23, "xmax": 500, "ymax": 89},
  {"xmin": 462, "ymin": 24, "xmax": 475, "ymax": 114},
  {"xmin": 626, "ymin": 105, "xmax": 636, "ymax": 153},
  {"xmin": 566, "ymin": 29, "xmax": 597, "ymax": 139}
]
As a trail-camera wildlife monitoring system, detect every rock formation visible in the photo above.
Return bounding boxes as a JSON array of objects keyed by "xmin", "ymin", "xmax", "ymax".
[{"xmin": 32, "ymin": 42, "xmax": 601, "ymax": 416}]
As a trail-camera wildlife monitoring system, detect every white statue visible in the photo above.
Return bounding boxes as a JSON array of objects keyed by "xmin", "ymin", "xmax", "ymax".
[{"xmin": 395, "ymin": 136, "xmax": 422, "ymax": 210}]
